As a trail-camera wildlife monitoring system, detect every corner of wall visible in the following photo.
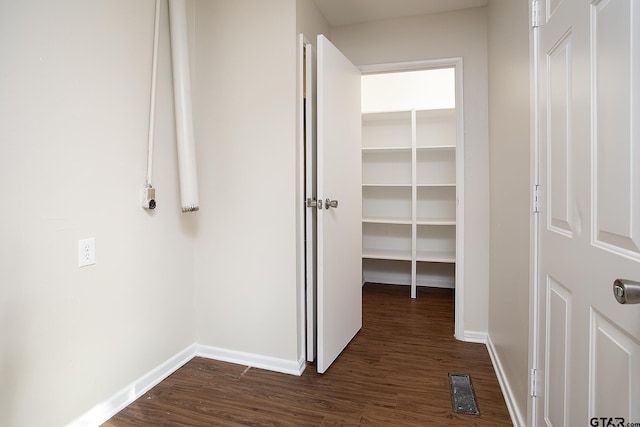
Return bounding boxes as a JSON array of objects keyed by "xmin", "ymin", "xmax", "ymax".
[
  {"xmin": 486, "ymin": 0, "xmax": 532, "ymax": 424},
  {"xmin": 486, "ymin": 335, "xmax": 528, "ymax": 426}
]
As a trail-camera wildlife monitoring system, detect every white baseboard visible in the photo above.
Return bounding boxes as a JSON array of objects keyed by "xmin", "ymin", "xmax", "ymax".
[
  {"xmin": 68, "ymin": 342, "xmax": 305, "ymax": 427},
  {"xmin": 460, "ymin": 330, "xmax": 487, "ymax": 343},
  {"xmin": 68, "ymin": 343, "xmax": 197, "ymax": 427},
  {"xmin": 74, "ymin": 336, "xmax": 525, "ymax": 427},
  {"xmin": 486, "ymin": 335, "xmax": 526, "ymax": 427},
  {"xmin": 196, "ymin": 344, "xmax": 306, "ymax": 376}
]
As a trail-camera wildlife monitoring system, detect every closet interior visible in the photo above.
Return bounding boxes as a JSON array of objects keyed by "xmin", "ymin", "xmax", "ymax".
[{"xmin": 361, "ymin": 68, "xmax": 458, "ymax": 298}]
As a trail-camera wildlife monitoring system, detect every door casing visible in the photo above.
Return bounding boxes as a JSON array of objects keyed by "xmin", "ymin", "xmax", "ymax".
[
  {"xmin": 360, "ymin": 58, "xmax": 466, "ymax": 340},
  {"xmin": 298, "ymin": 51, "xmax": 469, "ymax": 363}
]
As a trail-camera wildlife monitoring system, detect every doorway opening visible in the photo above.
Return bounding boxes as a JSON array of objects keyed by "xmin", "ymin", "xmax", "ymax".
[
  {"xmin": 360, "ymin": 62, "xmax": 464, "ymax": 338},
  {"xmin": 298, "ymin": 44, "xmax": 467, "ymax": 371}
]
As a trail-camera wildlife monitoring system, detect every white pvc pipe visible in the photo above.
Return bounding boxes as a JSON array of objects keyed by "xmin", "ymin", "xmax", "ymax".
[
  {"xmin": 146, "ymin": 0, "xmax": 161, "ymax": 187},
  {"xmin": 168, "ymin": 0, "xmax": 200, "ymax": 212}
]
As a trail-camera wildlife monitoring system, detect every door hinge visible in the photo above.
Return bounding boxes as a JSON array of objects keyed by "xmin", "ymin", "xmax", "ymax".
[
  {"xmin": 530, "ymin": 368, "xmax": 538, "ymax": 397},
  {"xmin": 532, "ymin": 0, "xmax": 541, "ymax": 28},
  {"xmin": 533, "ymin": 184, "xmax": 541, "ymax": 213}
]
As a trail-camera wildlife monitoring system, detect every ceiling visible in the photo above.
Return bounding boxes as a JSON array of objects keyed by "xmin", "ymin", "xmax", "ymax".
[{"xmin": 314, "ymin": 0, "xmax": 489, "ymax": 27}]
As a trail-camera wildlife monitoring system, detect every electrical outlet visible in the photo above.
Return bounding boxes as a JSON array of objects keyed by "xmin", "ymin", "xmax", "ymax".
[{"xmin": 79, "ymin": 238, "xmax": 96, "ymax": 267}]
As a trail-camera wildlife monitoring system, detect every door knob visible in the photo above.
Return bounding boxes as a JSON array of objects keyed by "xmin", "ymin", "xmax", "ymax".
[
  {"xmin": 325, "ymin": 198, "xmax": 338, "ymax": 209},
  {"xmin": 613, "ymin": 279, "xmax": 640, "ymax": 304}
]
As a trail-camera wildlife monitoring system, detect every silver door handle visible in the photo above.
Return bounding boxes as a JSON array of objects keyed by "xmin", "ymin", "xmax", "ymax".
[
  {"xmin": 325, "ymin": 198, "xmax": 338, "ymax": 209},
  {"xmin": 613, "ymin": 279, "xmax": 640, "ymax": 304}
]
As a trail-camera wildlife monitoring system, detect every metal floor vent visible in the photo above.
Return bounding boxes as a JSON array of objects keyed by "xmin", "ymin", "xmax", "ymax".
[{"xmin": 448, "ymin": 373, "xmax": 480, "ymax": 416}]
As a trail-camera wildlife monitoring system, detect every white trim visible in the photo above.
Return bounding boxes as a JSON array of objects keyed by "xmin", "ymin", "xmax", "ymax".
[
  {"xmin": 68, "ymin": 343, "xmax": 305, "ymax": 426},
  {"xmin": 487, "ymin": 336, "xmax": 527, "ymax": 427},
  {"xmin": 528, "ymin": 6, "xmax": 542, "ymax": 426},
  {"xmin": 68, "ymin": 343, "xmax": 197, "ymax": 427},
  {"xmin": 196, "ymin": 344, "xmax": 306, "ymax": 376},
  {"xmin": 461, "ymin": 330, "xmax": 487, "ymax": 343},
  {"xmin": 358, "ymin": 58, "xmax": 466, "ymax": 340},
  {"xmin": 297, "ymin": 32, "xmax": 309, "ymax": 369},
  {"xmin": 453, "ymin": 59, "xmax": 465, "ymax": 341},
  {"xmin": 359, "ymin": 58, "xmax": 464, "ymax": 74}
]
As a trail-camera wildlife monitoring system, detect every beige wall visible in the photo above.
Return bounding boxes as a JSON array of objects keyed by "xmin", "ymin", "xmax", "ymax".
[
  {"xmin": 0, "ymin": 1, "xmax": 535, "ymax": 424},
  {"xmin": 330, "ymin": 8, "xmax": 491, "ymax": 336},
  {"xmin": 487, "ymin": 0, "xmax": 531, "ymax": 423},
  {"xmin": 0, "ymin": 1, "xmax": 196, "ymax": 426},
  {"xmin": 296, "ymin": 0, "xmax": 331, "ymax": 41},
  {"xmin": 192, "ymin": 0, "xmax": 300, "ymax": 362}
]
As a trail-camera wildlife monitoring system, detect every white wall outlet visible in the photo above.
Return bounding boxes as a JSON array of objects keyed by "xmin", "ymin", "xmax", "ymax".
[{"xmin": 79, "ymin": 238, "xmax": 96, "ymax": 267}]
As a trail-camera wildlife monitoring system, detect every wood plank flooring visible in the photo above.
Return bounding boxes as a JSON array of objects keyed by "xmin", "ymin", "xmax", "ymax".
[{"xmin": 103, "ymin": 284, "xmax": 512, "ymax": 426}]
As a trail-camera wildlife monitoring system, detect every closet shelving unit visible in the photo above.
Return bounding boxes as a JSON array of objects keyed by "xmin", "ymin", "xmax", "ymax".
[{"xmin": 362, "ymin": 108, "xmax": 456, "ymax": 298}]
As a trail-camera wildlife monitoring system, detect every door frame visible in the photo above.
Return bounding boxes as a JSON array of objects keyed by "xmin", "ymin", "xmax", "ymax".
[
  {"xmin": 360, "ymin": 58, "xmax": 466, "ymax": 340},
  {"xmin": 297, "ymin": 34, "xmax": 315, "ymax": 365},
  {"xmin": 298, "ymin": 53, "xmax": 468, "ymax": 359},
  {"xmin": 528, "ymin": 16, "xmax": 541, "ymax": 426}
]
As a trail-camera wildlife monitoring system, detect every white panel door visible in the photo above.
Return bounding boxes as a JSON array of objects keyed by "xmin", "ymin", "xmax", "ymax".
[
  {"xmin": 316, "ymin": 34, "xmax": 362, "ymax": 374},
  {"xmin": 536, "ymin": 0, "xmax": 640, "ymax": 425}
]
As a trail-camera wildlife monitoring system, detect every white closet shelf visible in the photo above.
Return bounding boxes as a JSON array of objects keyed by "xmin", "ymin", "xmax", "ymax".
[
  {"xmin": 363, "ymin": 217, "xmax": 412, "ymax": 225},
  {"xmin": 363, "ymin": 249, "xmax": 412, "ymax": 261},
  {"xmin": 416, "ymin": 218, "xmax": 456, "ymax": 226},
  {"xmin": 362, "ymin": 109, "xmax": 413, "ymax": 117},
  {"xmin": 362, "ymin": 146, "xmax": 412, "ymax": 152},
  {"xmin": 416, "ymin": 145, "xmax": 456, "ymax": 151},
  {"xmin": 416, "ymin": 183, "xmax": 456, "ymax": 188},
  {"xmin": 362, "ymin": 183, "xmax": 412, "ymax": 188},
  {"xmin": 416, "ymin": 251, "xmax": 456, "ymax": 263}
]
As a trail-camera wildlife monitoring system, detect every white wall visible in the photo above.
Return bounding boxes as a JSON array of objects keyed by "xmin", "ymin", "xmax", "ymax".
[
  {"xmin": 487, "ymin": 0, "xmax": 531, "ymax": 423},
  {"xmin": 296, "ymin": 0, "xmax": 331, "ymax": 42},
  {"xmin": 193, "ymin": 0, "xmax": 301, "ymax": 363},
  {"xmin": 330, "ymin": 7, "xmax": 491, "ymax": 336},
  {"xmin": 0, "ymin": 1, "xmax": 197, "ymax": 426},
  {"xmin": 0, "ymin": 2, "xmax": 533, "ymax": 424}
]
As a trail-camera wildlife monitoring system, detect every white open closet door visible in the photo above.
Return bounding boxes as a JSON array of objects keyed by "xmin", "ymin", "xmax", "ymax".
[{"xmin": 316, "ymin": 34, "xmax": 362, "ymax": 374}]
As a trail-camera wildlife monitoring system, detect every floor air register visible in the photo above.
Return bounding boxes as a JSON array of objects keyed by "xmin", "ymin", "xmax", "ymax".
[{"xmin": 448, "ymin": 373, "xmax": 480, "ymax": 416}]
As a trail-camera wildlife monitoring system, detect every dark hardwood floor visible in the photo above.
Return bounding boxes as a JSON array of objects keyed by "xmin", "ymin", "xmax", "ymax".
[{"xmin": 103, "ymin": 283, "xmax": 512, "ymax": 426}]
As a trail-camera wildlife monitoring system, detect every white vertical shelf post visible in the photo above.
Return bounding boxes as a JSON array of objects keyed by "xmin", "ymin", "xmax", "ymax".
[{"xmin": 410, "ymin": 109, "xmax": 418, "ymax": 298}]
